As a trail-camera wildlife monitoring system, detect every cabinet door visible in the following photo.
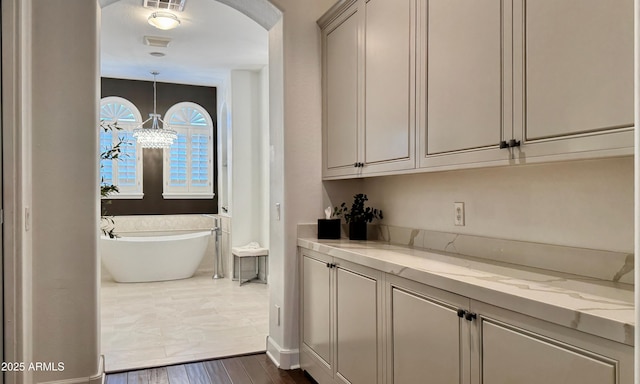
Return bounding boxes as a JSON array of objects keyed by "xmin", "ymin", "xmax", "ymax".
[
  {"xmin": 363, "ymin": 0, "xmax": 415, "ymax": 174},
  {"xmin": 482, "ymin": 320, "xmax": 616, "ymax": 384},
  {"xmin": 512, "ymin": 0, "xmax": 634, "ymax": 160},
  {"xmin": 334, "ymin": 265, "xmax": 380, "ymax": 384},
  {"xmin": 472, "ymin": 301, "xmax": 633, "ymax": 384},
  {"xmin": 302, "ymin": 254, "xmax": 333, "ymax": 370},
  {"xmin": 419, "ymin": 0, "xmax": 510, "ymax": 170},
  {"xmin": 323, "ymin": 7, "xmax": 361, "ymax": 178},
  {"xmin": 391, "ymin": 288, "xmax": 463, "ymax": 384}
]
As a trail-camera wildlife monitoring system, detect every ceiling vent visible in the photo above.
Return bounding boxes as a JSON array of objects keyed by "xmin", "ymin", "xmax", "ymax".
[
  {"xmin": 144, "ymin": 36, "xmax": 172, "ymax": 48},
  {"xmin": 143, "ymin": 0, "xmax": 186, "ymax": 12}
]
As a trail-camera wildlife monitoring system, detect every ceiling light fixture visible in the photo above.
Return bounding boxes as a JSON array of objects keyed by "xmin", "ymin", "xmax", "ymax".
[
  {"xmin": 133, "ymin": 72, "xmax": 178, "ymax": 148},
  {"xmin": 148, "ymin": 11, "xmax": 180, "ymax": 30}
]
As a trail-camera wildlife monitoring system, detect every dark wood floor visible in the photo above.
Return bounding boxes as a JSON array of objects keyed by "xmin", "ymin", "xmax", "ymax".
[{"xmin": 105, "ymin": 353, "xmax": 316, "ymax": 384}]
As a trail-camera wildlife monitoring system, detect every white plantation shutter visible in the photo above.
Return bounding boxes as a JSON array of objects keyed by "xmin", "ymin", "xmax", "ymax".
[
  {"xmin": 169, "ymin": 133, "xmax": 188, "ymax": 186},
  {"xmin": 100, "ymin": 97, "xmax": 144, "ymax": 198},
  {"xmin": 117, "ymin": 131, "xmax": 138, "ymax": 187},
  {"xmin": 191, "ymin": 133, "xmax": 209, "ymax": 186},
  {"xmin": 100, "ymin": 131, "xmax": 115, "ymax": 186},
  {"xmin": 163, "ymin": 102, "xmax": 214, "ymax": 198}
]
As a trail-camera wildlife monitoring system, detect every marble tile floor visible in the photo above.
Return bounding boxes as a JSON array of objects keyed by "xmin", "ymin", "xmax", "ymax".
[{"xmin": 101, "ymin": 272, "xmax": 269, "ymax": 372}]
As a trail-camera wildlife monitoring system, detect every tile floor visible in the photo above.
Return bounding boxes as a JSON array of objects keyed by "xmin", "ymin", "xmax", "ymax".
[{"xmin": 101, "ymin": 272, "xmax": 269, "ymax": 372}]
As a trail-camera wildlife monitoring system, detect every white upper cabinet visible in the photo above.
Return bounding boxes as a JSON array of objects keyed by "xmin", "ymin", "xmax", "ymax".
[
  {"xmin": 512, "ymin": 0, "xmax": 634, "ymax": 160},
  {"xmin": 418, "ymin": 0, "xmax": 511, "ymax": 170},
  {"xmin": 364, "ymin": 0, "xmax": 415, "ymax": 171},
  {"xmin": 323, "ymin": 4, "xmax": 361, "ymax": 178},
  {"xmin": 320, "ymin": 0, "xmax": 633, "ymax": 179},
  {"xmin": 321, "ymin": 0, "xmax": 416, "ymax": 179}
]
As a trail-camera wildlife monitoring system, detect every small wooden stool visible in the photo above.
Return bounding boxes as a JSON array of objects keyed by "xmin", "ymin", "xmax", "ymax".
[{"xmin": 232, "ymin": 246, "xmax": 268, "ymax": 286}]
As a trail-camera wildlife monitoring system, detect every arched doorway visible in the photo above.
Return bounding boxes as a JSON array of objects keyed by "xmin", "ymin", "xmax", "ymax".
[
  {"xmin": 1, "ymin": 0, "xmax": 333, "ymax": 382},
  {"xmin": 101, "ymin": 0, "xmax": 282, "ymax": 371}
]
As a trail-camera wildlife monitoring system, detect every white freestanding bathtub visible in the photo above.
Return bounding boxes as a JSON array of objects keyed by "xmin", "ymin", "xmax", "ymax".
[{"xmin": 100, "ymin": 230, "xmax": 211, "ymax": 283}]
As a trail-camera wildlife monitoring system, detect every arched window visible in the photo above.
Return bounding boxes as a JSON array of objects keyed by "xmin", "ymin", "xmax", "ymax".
[
  {"xmin": 163, "ymin": 102, "xmax": 214, "ymax": 198},
  {"xmin": 100, "ymin": 96, "xmax": 144, "ymax": 198}
]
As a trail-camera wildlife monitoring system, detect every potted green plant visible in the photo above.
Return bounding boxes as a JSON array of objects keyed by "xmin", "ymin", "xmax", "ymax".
[
  {"xmin": 333, "ymin": 193, "xmax": 383, "ymax": 240},
  {"xmin": 99, "ymin": 120, "xmax": 128, "ymax": 238}
]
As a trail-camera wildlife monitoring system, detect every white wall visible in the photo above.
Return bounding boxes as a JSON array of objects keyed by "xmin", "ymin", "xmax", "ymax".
[
  {"xmin": 260, "ymin": 66, "xmax": 270, "ymax": 249},
  {"xmin": 267, "ymin": 0, "xmax": 335, "ymax": 367},
  {"xmin": 216, "ymin": 75, "xmax": 231, "ymax": 214},
  {"xmin": 230, "ymin": 70, "xmax": 269, "ymax": 248},
  {"xmin": 633, "ymin": 0, "xmax": 639, "ymax": 374},
  {"xmin": 29, "ymin": 0, "xmax": 101, "ymax": 382},
  {"xmin": 2, "ymin": 0, "xmax": 35, "ymax": 380},
  {"xmin": 361, "ymin": 157, "xmax": 634, "ymax": 252}
]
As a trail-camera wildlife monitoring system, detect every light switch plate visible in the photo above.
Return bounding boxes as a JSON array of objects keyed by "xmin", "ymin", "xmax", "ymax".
[{"xmin": 454, "ymin": 202, "xmax": 465, "ymax": 226}]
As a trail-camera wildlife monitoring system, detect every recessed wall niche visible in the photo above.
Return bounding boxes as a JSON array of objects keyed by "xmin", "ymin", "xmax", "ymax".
[{"xmin": 101, "ymin": 77, "xmax": 217, "ymax": 215}]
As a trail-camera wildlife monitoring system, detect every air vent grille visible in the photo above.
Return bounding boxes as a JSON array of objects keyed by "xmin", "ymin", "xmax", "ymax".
[
  {"xmin": 143, "ymin": 0, "xmax": 186, "ymax": 12},
  {"xmin": 144, "ymin": 36, "xmax": 172, "ymax": 48}
]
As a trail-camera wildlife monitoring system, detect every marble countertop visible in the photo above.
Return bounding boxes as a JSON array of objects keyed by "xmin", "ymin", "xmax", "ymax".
[{"xmin": 298, "ymin": 238, "xmax": 635, "ymax": 346}]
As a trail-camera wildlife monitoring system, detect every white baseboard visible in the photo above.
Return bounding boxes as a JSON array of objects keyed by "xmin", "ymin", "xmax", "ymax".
[
  {"xmin": 37, "ymin": 356, "xmax": 104, "ymax": 384},
  {"xmin": 37, "ymin": 373, "xmax": 104, "ymax": 384},
  {"xmin": 266, "ymin": 336, "xmax": 300, "ymax": 369}
]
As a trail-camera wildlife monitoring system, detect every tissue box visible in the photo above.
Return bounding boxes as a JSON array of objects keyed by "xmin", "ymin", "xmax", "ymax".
[{"xmin": 317, "ymin": 219, "xmax": 341, "ymax": 239}]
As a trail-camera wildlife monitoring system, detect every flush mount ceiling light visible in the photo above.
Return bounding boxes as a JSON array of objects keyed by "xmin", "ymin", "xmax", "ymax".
[
  {"xmin": 148, "ymin": 11, "xmax": 180, "ymax": 30},
  {"xmin": 133, "ymin": 72, "xmax": 178, "ymax": 148}
]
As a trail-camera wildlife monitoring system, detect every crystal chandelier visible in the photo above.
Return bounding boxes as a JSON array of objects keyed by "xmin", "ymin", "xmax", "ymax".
[{"xmin": 133, "ymin": 72, "xmax": 178, "ymax": 148}]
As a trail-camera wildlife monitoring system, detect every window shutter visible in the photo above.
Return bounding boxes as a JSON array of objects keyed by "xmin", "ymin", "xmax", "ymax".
[
  {"xmin": 118, "ymin": 131, "xmax": 138, "ymax": 186},
  {"xmin": 100, "ymin": 97, "xmax": 144, "ymax": 198},
  {"xmin": 100, "ymin": 131, "xmax": 114, "ymax": 186},
  {"xmin": 191, "ymin": 133, "xmax": 209, "ymax": 187},
  {"xmin": 169, "ymin": 133, "xmax": 188, "ymax": 187},
  {"xmin": 163, "ymin": 102, "xmax": 214, "ymax": 198}
]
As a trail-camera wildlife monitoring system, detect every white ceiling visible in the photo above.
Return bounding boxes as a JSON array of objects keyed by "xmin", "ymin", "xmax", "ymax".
[{"xmin": 100, "ymin": 0, "xmax": 269, "ymax": 86}]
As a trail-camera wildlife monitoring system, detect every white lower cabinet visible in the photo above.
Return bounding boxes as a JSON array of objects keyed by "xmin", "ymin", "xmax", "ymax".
[
  {"xmin": 300, "ymin": 249, "xmax": 383, "ymax": 384},
  {"xmin": 300, "ymin": 249, "xmax": 633, "ymax": 384},
  {"xmin": 388, "ymin": 279, "xmax": 469, "ymax": 384},
  {"xmin": 301, "ymin": 251, "xmax": 332, "ymax": 371},
  {"xmin": 482, "ymin": 321, "xmax": 615, "ymax": 383},
  {"xmin": 474, "ymin": 301, "xmax": 633, "ymax": 384},
  {"xmin": 386, "ymin": 275, "xmax": 633, "ymax": 384}
]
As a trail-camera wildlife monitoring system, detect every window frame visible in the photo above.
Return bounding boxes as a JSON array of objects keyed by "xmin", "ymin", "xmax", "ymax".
[
  {"xmin": 162, "ymin": 102, "xmax": 215, "ymax": 199},
  {"xmin": 100, "ymin": 96, "xmax": 144, "ymax": 199}
]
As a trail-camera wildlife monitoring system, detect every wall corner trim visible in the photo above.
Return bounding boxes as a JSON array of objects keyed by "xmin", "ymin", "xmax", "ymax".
[{"xmin": 266, "ymin": 336, "xmax": 300, "ymax": 370}]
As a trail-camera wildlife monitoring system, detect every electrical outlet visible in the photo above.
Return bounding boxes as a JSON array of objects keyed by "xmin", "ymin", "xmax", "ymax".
[{"xmin": 454, "ymin": 202, "xmax": 465, "ymax": 226}]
